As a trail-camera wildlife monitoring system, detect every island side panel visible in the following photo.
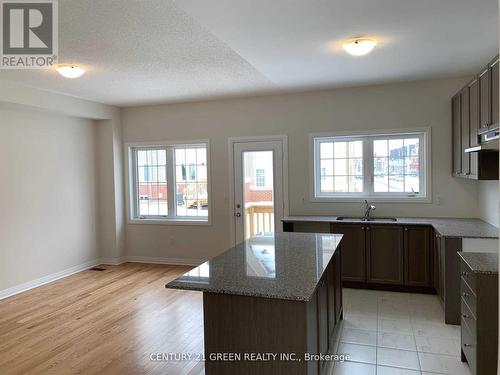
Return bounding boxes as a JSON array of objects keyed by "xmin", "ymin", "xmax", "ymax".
[{"xmin": 203, "ymin": 292, "xmax": 310, "ymax": 375}]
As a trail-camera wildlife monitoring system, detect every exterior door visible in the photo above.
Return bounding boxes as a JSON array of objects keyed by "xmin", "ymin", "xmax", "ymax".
[{"xmin": 232, "ymin": 140, "xmax": 285, "ymax": 245}]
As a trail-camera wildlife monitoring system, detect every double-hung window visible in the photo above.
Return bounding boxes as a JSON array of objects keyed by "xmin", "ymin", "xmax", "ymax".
[
  {"xmin": 129, "ymin": 142, "xmax": 210, "ymax": 223},
  {"xmin": 313, "ymin": 130, "xmax": 429, "ymax": 200}
]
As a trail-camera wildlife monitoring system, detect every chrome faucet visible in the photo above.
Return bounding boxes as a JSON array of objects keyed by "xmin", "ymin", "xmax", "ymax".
[{"xmin": 363, "ymin": 200, "xmax": 376, "ymax": 221}]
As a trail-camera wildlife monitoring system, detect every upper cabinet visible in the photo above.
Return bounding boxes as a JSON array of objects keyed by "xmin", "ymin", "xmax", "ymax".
[{"xmin": 452, "ymin": 55, "xmax": 499, "ymax": 181}]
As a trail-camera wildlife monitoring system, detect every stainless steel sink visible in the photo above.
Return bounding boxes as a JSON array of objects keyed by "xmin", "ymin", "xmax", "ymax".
[{"xmin": 336, "ymin": 216, "xmax": 398, "ymax": 222}]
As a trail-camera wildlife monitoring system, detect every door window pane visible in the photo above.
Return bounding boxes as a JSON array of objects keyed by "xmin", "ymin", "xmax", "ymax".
[{"xmin": 243, "ymin": 151, "xmax": 274, "ymax": 240}]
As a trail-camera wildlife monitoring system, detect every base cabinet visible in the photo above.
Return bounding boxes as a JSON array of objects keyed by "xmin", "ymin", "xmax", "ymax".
[
  {"xmin": 459, "ymin": 258, "xmax": 498, "ymax": 375},
  {"xmin": 330, "ymin": 224, "xmax": 365, "ymax": 282},
  {"xmin": 331, "ymin": 223, "xmax": 432, "ymax": 291},
  {"xmin": 203, "ymin": 249, "xmax": 342, "ymax": 375},
  {"xmin": 404, "ymin": 226, "xmax": 431, "ymax": 287},
  {"xmin": 366, "ymin": 225, "xmax": 404, "ymax": 285}
]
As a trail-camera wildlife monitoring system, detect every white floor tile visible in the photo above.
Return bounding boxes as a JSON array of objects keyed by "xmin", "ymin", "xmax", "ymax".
[
  {"xmin": 337, "ymin": 343, "xmax": 376, "ymax": 364},
  {"xmin": 377, "ymin": 366, "xmax": 420, "ymax": 375},
  {"xmin": 377, "ymin": 348, "xmax": 420, "ymax": 370},
  {"xmin": 343, "ymin": 315, "xmax": 378, "ymax": 331},
  {"xmin": 341, "ymin": 328, "xmax": 377, "ymax": 346},
  {"xmin": 378, "ymin": 318, "xmax": 413, "ymax": 334},
  {"xmin": 418, "ymin": 352, "xmax": 468, "ymax": 374},
  {"xmin": 415, "ymin": 335, "xmax": 460, "ymax": 356},
  {"xmin": 333, "ymin": 361, "xmax": 376, "ymax": 375},
  {"xmin": 377, "ymin": 332, "xmax": 416, "ymax": 351}
]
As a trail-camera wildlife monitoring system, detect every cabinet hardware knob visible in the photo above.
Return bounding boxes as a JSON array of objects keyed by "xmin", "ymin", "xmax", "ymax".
[
  {"xmin": 461, "ymin": 271, "xmax": 468, "ymax": 276},
  {"xmin": 404, "ymin": 228, "xmax": 408, "ymax": 231},
  {"xmin": 462, "ymin": 314, "xmax": 469, "ymax": 319},
  {"xmin": 463, "ymin": 292, "xmax": 469, "ymax": 297},
  {"xmin": 463, "ymin": 343, "xmax": 471, "ymax": 347}
]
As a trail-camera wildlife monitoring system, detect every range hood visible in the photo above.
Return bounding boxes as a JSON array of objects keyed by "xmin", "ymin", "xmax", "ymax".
[{"xmin": 465, "ymin": 129, "xmax": 499, "ymax": 153}]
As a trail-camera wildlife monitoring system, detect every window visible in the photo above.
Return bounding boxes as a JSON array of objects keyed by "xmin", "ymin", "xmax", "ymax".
[
  {"xmin": 255, "ymin": 169, "xmax": 266, "ymax": 187},
  {"xmin": 313, "ymin": 130, "xmax": 428, "ymax": 200},
  {"xmin": 129, "ymin": 142, "xmax": 209, "ymax": 222}
]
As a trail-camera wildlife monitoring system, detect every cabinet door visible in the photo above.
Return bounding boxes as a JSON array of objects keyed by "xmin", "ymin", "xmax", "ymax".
[
  {"xmin": 327, "ymin": 262, "xmax": 336, "ymax": 340},
  {"xmin": 479, "ymin": 66, "xmax": 490, "ymax": 132},
  {"xmin": 334, "ymin": 250, "xmax": 342, "ymax": 323},
  {"xmin": 366, "ymin": 225, "xmax": 404, "ymax": 285},
  {"xmin": 317, "ymin": 277, "xmax": 328, "ymax": 375},
  {"xmin": 437, "ymin": 235, "xmax": 445, "ymax": 303},
  {"xmin": 452, "ymin": 94, "xmax": 462, "ymax": 176},
  {"xmin": 404, "ymin": 226, "xmax": 431, "ymax": 287},
  {"xmin": 460, "ymin": 87, "xmax": 470, "ymax": 175},
  {"xmin": 490, "ymin": 56, "xmax": 499, "ymax": 128},
  {"xmin": 331, "ymin": 224, "xmax": 366, "ymax": 282},
  {"xmin": 468, "ymin": 78, "xmax": 480, "ymax": 179}
]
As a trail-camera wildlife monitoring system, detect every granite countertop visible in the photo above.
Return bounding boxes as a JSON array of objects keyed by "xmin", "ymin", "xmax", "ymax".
[
  {"xmin": 458, "ymin": 252, "xmax": 499, "ymax": 274},
  {"xmin": 166, "ymin": 232, "xmax": 343, "ymax": 302},
  {"xmin": 282, "ymin": 216, "xmax": 498, "ymax": 239}
]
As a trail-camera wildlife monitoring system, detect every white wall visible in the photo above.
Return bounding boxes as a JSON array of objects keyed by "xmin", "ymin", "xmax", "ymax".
[
  {"xmin": 122, "ymin": 77, "xmax": 480, "ymax": 261},
  {"xmin": 478, "ymin": 181, "xmax": 500, "ymax": 227},
  {"xmin": 0, "ymin": 108, "xmax": 99, "ymax": 291}
]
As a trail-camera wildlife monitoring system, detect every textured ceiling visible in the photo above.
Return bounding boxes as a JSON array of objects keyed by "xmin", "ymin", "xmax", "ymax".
[{"xmin": 0, "ymin": 0, "xmax": 497, "ymax": 106}]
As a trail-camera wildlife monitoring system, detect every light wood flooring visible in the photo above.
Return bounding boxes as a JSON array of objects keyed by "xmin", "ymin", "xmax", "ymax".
[{"xmin": 0, "ymin": 263, "xmax": 204, "ymax": 375}]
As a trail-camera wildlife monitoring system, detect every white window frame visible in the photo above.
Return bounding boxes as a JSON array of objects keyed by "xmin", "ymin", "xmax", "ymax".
[
  {"xmin": 310, "ymin": 128, "xmax": 432, "ymax": 203},
  {"xmin": 125, "ymin": 139, "xmax": 212, "ymax": 225}
]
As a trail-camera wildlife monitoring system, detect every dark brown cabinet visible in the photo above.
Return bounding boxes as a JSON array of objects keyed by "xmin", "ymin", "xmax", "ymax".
[
  {"xmin": 491, "ymin": 57, "xmax": 499, "ymax": 128},
  {"xmin": 317, "ymin": 276, "xmax": 328, "ymax": 375},
  {"xmin": 452, "ymin": 93, "xmax": 462, "ymax": 176},
  {"xmin": 433, "ymin": 232, "xmax": 444, "ymax": 304},
  {"xmin": 331, "ymin": 224, "xmax": 365, "ymax": 282},
  {"xmin": 479, "ymin": 65, "xmax": 490, "ymax": 133},
  {"xmin": 468, "ymin": 78, "xmax": 480, "ymax": 178},
  {"xmin": 404, "ymin": 226, "xmax": 431, "ymax": 287},
  {"xmin": 329, "ymin": 222, "xmax": 432, "ymax": 291},
  {"xmin": 366, "ymin": 225, "xmax": 404, "ymax": 285},
  {"xmin": 459, "ymin": 256, "xmax": 498, "ymax": 375},
  {"xmin": 460, "ymin": 87, "xmax": 471, "ymax": 175},
  {"xmin": 452, "ymin": 54, "xmax": 499, "ymax": 181}
]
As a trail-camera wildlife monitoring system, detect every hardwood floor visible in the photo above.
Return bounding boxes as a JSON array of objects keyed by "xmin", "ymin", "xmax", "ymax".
[{"xmin": 0, "ymin": 263, "xmax": 204, "ymax": 375}]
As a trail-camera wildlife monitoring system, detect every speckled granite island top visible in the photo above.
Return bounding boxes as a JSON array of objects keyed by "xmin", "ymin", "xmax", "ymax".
[
  {"xmin": 283, "ymin": 216, "xmax": 498, "ymax": 239},
  {"xmin": 166, "ymin": 232, "xmax": 343, "ymax": 301},
  {"xmin": 458, "ymin": 252, "xmax": 499, "ymax": 274}
]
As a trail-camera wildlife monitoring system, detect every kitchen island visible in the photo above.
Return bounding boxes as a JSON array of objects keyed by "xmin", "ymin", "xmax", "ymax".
[{"xmin": 166, "ymin": 232, "xmax": 344, "ymax": 375}]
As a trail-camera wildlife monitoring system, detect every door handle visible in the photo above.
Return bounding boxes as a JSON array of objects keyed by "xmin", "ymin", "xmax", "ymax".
[{"xmin": 234, "ymin": 212, "xmax": 241, "ymax": 217}]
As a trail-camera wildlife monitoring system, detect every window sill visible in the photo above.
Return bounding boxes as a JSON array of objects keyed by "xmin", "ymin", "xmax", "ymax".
[
  {"xmin": 128, "ymin": 218, "xmax": 211, "ymax": 226},
  {"xmin": 310, "ymin": 196, "xmax": 431, "ymax": 204}
]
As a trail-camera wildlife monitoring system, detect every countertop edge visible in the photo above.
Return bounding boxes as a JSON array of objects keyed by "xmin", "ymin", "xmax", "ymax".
[
  {"xmin": 457, "ymin": 252, "xmax": 499, "ymax": 275},
  {"xmin": 282, "ymin": 216, "xmax": 499, "ymax": 239}
]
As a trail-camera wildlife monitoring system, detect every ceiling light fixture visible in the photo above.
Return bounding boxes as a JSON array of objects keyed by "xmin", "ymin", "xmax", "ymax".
[
  {"xmin": 55, "ymin": 64, "xmax": 86, "ymax": 78},
  {"xmin": 343, "ymin": 38, "xmax": 377, "ymax": 56}
]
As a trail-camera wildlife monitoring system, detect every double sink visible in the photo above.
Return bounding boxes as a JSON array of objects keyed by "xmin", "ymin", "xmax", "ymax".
[{"xmin": 336, "ymin": 216, "xmax": 398, "ymax": 222}]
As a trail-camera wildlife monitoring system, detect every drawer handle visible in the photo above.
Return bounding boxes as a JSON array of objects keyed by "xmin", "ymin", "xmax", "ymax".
[
  {"xmin": 462, "ymin": 314, "xmax": 469, "ymax": 319},
  {"xmin": 463, "ymin": 343, "xmax": 472, "ymax": 347},
  {"xmin": 461, "ymin": 271, "xmax": 468, "ymax": 277},
  {"xmin": 463, "ymin": 292, "xmax": 469, "ymax": 298}
]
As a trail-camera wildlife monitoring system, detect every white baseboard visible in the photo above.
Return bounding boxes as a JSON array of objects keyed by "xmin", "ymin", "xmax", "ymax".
[
  {"xmin": 0, "ymin": 259, "xmax": 100, "ymax": 300},
  {"xmin": 99, "ymin": 257, "xmax": 126, "ymax": 266},
  {"xmin": 0, "ymin": 256, "xmax": 202, "ymax": 301},
  {"xmin": 124, "ymin": 256, "xmax": 202, "ymax": 266}
]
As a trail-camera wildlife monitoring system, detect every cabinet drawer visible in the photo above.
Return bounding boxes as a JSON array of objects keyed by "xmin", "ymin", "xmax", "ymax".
[
  {"xmin": 461, "ymin": 299, "xmax": 477, "ymax": 339},
  {"xmin": 461, "ymin": 277, "xmax": 477, "ymax": 317},
  {"xmin": 461, "ymin": 262, "xmax": 476, "ymax": 292},
  {"xmin": 461, "ymin": 321, "xmax": 477, "ymax": 374}
]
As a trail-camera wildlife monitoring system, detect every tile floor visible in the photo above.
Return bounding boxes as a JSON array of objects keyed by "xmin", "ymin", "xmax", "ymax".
[{"xmin": 332, "ymin": 288, "xmax": 471, "ymax": 375}]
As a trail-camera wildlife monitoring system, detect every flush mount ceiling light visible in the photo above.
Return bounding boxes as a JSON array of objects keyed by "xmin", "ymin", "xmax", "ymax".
[
  {"xmin": 55, "ymin": 64, "xmax": 86, "ymax": 78},
  {"xmin": 342, "ymin": 38, "xmax": 377, "ymax": 56}
]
